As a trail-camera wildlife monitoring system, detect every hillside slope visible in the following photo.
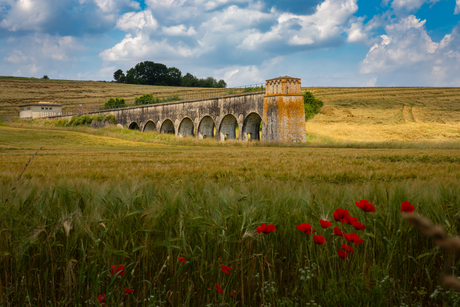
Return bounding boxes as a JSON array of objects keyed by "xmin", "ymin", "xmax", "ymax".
[{"xmin": 303, "ymin": 87, "xmax": 460, "ymax": 142}]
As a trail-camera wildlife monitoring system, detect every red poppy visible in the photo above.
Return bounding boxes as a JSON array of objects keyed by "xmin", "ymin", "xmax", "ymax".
[
  {"xmin": 313, "ymin": 235, "xmax": 326, "ymax": 245},
  {"xmin": 320, "ymin": 220, "xmax": 332, "ymax": 228},
  {"xmin": 337, "ymin": 250, "xmax": 348, "ymax": 258},
  {"xmin": 333, "ymin": 226, "xmax": 345, "ymax": 236},
  {"xmin": 177, "ymin": 257, "xmax": 187, "ymax": 264},
  {"xmin": 257, "ymin": 224, "xmax": 276, "ymax": 234},
  {"xmin": 216, "ymin": 284, "xmax": 224, "ymax": 295},
  {"xmin": 111, "ymin": 264, "xmax": 125, "ymax": 276},
  {"xmin": 344, "ymin": 215, "xmax": 358, "ymax": 225},
  {"xmin": 296, "ymin": 223, "xmax": 315, "ymax": 234},
  {"xmin": 400, "ymin": 201, "xmax": 415, "ymax": 213},
  {"xmin": 98, "ymin": 294, "xmax": 107, "ymax": 306},
  {"xmin": 333, "ymin": 209, "xmax": 349, "ymax": 221},
  {"xmin": 124, "ymin": 288, "xmax": 134, "ymax": 295},
  {"xmin": 341, "ymin": 244, "xmax": 354, "ymax": 253},
  {"xmin": 351, "ymin": 221, "xmax": 366, "ymax": 231},
  {"xmin": 345, "ymin": 233, "xmax": 364, "ymax": 245},
  {"xmin": 355, "ymin": 200, "xmax": 376, "ymax": 213},
  {"xmin": 221, "ymin": 265, "xmax": 233, "ymax": 275},
  {"xmin": 231, "ymin": 291, "xmax": 235, "ymax": 297}
]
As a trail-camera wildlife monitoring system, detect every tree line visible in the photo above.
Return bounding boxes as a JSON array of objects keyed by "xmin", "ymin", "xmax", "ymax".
[{"xmin": 113, "ymin": 61, "xmax": 227, "ymax": 88}]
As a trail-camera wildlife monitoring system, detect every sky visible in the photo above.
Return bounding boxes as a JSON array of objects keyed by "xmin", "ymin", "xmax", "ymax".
[{"xmin": 1, "ymin": 0, "xmax": 460, "ymax": 87}]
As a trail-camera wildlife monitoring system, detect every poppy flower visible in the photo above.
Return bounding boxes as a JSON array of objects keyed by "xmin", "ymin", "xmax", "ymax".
[
  {"xmin": 177, "ymin": 257, "xmax": 187, "ymax": 264},
  {"xmin": 344, "ymin": 215, "xmax": 358, "ymax": 225},
  {"xmin": 351, "ymin": 221, "xmax": 366, "ymax": 231},
  {"xmin": 337, "ymin": 250, "xmax": 348, "ymax": 258},
  {"xmin": 231, "ymin": 291, "xmax": 235, "ymax": 297},
  {"xmin": 355, "ymin": 200, "xmax": 376, "ymax": 213},
  {"xmin": 320, "ymin": 220, "xmax": 332, "ymax": 228},
  {"xmin": 111, "ymin": 264, "xmax": 125, "ymax": 276},
  {"xmin": 313, "ymin": 235, "xmax": 326, "ymax": 245},
  {"xmin": 221, "ymin": 265, "xmax": 233, "ymax": 275},
  {"xmin": 341, "ymin": 244, "xmax": 354, "ymax": 253},
  {"xmin": 216, "ymin": 284, "xmax": 224, "ymax": 295},
  {"xmin": 296, "ymin": 223, "xmax": 315, "ymax": 234},
  {"xmin": 400, "ymin": 201, "xmax": 415, "ymax": 213},
  {"xmin": 98, "ymin": 294, "xmax": 107, "ymax": 306},
  {"xmin": 333, "ymin": 209, "xmax": 349, "ymax": 222},
  {"xmin": 333, "ymin": 226, "xmax": 345, "ymax": 236},
  {"xmin": 124, "ymin": 288, "xmax": 134, "ymax": 295},
  {"xmin": 257, "ymin": 224, "xmax": 276, "ymax": 234},
  {"xmin": 345, "ymin": 233, "xmax": 364, "ymax": 245}
]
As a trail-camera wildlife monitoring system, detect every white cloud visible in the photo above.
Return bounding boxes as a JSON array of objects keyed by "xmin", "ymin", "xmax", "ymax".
[
  {"xmin": 389, "ymin": 0, "xmax": 439, "ymax": 11},
  {"xmin": 0, "ymin": 0, "xmax": 51, "ymax": 31},
  {"xmin": 455, "ymin": 0, "xmax": 460, "ymax": 14},
  {"xmin": 361, "ymin": 76, "xmax": 377, "ymax": 86},
  {"xmin": 239, "ymin": 0, "xmax": 358, "ymax": 50},
  {"xmin": 162, "ymin": 24, "xmax": 196, "ymax": 36},
  {"xmin": 360, "ymin": 16, "xmax": 460, "ymax": 86},
  {"xmin": 116, "ymin": 10, "xmax": 159, "ymax": 34},
  {"xmin": 93, "ymin": 0, "xmax": 140, "ymax": 13}
]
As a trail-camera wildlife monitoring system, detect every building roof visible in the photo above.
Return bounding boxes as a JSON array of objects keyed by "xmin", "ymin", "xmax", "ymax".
[
  {"xmin": 266, "ymin": 75, "xmax": 300, "ymax": 82},
  {"xmin": 19, "ymin": 102, "xmax": 62, "ymax": 107}
]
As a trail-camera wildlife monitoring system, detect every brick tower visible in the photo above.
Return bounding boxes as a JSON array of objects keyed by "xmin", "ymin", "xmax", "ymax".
[{"xmin": 262, "ymin": 76, "xmax": 307, "ymax": 142}]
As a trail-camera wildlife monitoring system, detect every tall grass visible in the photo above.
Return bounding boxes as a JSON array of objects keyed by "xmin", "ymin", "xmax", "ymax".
[{"xmin": 1, "ymin": 179, "xmax": 459, "ymax": 306}]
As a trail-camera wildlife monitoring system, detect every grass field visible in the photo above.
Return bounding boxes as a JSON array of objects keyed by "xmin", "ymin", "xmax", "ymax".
[
  {"xmin": 1, "ymin": 124, "xmax": 460, "ymax": 306},
  {"xmin": 1, "ymin": 78, "xmax": 460, "ymax": 306}
]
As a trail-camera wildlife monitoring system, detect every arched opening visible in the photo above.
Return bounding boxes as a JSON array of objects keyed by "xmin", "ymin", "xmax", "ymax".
[
  {"xmin": 160, "ymin": 119, "xmax": 175, "ymax": 134},
  {"xmin": 178, "ymin": 118, "xmax": 194, "ymax": 137},
  {"xmin": 198, "ymin": 116, "xmax": 215, "ymax": 139},
  {"xmin": 219, "ymin": 114, "xmax": 238, "ymax": 141},
  {"xmin": 129, "ymin": 122, "xmax": 140, "ymax": 130},
  {"xmin": 143, "ymin": 120, "xmax": 156, "ymax": 132},
  {"xmin": 242, "ymin": 113, "xmax": 262, "ymax": 141}
]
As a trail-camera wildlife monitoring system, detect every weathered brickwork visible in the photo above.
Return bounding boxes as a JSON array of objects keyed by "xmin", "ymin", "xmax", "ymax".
[{"xmin": 262, "ymin": 76, "xmax": 307, "ymax": 142}]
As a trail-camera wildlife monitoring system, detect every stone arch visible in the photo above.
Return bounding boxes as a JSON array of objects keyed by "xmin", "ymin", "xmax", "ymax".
[
  {"xmin": 178, "ymin": 117, "xmax": 194, "ymax": 137},
  {"xmin": 219, "ymin": 114, "xmax": 238, "ymax": 140},
  {"xmin": 143, "ymin": 120, "xmax": 157, "ymax": 132},
  {"xmin": 160, "ymin": 119, "xmax": 175, "ymax": 134},
  {"xmin": 242, "ymin": 112, "xmax": 262, "ymax": 141},
  {"xmin": 128, "ymin": 122, "xmax": 140, "ymax": 130},
  {"xmin": 197, "ymin": 116, "xmax": 215, "ymax": 139}
]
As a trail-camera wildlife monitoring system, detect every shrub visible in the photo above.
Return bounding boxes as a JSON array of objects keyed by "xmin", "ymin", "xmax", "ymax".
[
  {"xmin": 104, "ymin": 98, "xmax": 126, "ymax": 109},
  {"xmin": 303, "ymin": 91, "xmax": 324, "ymax": 120},
  {"xmin": 134, "ymin": 94, "xmax": 154, "ymax": 105}
]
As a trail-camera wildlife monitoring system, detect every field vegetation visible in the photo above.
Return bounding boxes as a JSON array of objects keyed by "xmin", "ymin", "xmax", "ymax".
[
  {"xmin": 1, "ymin": 79, "xmax": 460, "ymax": 306},
  {"xmin": 1, "ymin": 123, "xmax": 460, "ymax": 306}
]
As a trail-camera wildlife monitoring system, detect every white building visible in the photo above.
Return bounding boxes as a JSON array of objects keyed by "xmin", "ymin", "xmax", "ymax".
[{"xmin": 19, "ymin": 102, "xmax": 62, "ymax": 119}]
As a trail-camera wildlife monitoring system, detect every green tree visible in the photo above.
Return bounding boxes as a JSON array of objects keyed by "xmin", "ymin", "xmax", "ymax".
[
  {"xmin": 113, "ymin": 69, "xmax": 125, "ymax": 83},
  {"xmin": 41, "ymin": 75, "xmax": 49, "ymax": 80},
  {"xmin": 303, "ymin": 91, "xmax": 324, "ymax": 120}
]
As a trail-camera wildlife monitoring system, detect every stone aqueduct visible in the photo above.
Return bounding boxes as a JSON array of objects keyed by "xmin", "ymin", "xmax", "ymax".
[{"xmin": 103, "ymin": 76, "xmax": 306, "ymax": 142}]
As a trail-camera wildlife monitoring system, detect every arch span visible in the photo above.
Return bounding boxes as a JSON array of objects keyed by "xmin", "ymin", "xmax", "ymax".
[
  {"xmin": 242, "ymin": 112, "xmax": 262, "ymax": 141},
  {"xmin": 198, "ymin": 116, "xmax": 215, "ymax": 139},
  {"xmin": 178, "ymin": 117, "xmax": 194, "ymax": 137},
  {"xmin": 129, "ymin": 122, "xmax": 140, "ymax": 130},
  {"xmin": 143, "ymin": 120, "xmax": 156, "ymax": 132},
  {"xmin": 219, "ymin": 114, "xmax": 238, "ymax": 140},
  {"xmin": 160, "ymin": 119, "xmax": 175, "ymax": 134}
]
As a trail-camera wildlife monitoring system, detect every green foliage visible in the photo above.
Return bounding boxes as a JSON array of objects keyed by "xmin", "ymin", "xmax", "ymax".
[
  {"xmin": 41, "ymin": 75, "xmax": 49, "ymax": 80},
  {"xmin": 243, "ymin": 86, "xmax": 265, "ymax": 93},
  {"xmin": 65, "ymin": 114, "xmax": 115, "ymax": 127},
  {"xmin": 104, "ymin": 97, "xmax": 126, "ymax": 109},
  {"xmin": 134, "ymin": 94, "xmax": 154, "ymax": 105},
  {"xmin": 304, "ymin": 91, "xmax": 324, "ymax": 120},
  {"xmin": 114, "ymin": 61, "xmax": 226, "ymax": 88}
]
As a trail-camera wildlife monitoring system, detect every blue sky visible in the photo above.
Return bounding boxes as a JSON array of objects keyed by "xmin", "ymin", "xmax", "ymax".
[{"xmin": 1, "ymin": 0, "xmax": 460, "ymax": 87}]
